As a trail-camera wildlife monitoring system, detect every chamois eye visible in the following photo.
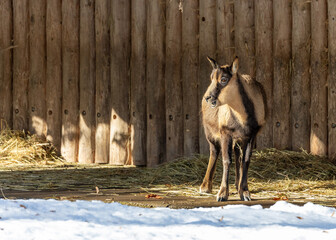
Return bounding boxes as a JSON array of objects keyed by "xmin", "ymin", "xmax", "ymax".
[{"xmin": 221, "ymin": 77, "xmax": 228, "ymax": 83}]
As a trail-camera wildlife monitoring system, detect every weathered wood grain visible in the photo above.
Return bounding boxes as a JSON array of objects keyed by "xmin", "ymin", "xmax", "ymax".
[
  {"xmin": 182, "ymin": 0, "xmax": 199, "ymax": 156},
  {"xmin": 0, "ymin": 0, "xmax": 12, "ymax": 129},
  {"xmin": 146, "ymin": 0, "xmax": 166, "ymax": 166},
  {"xmin": 255, "ymin": 0, "xmax": 273, "ymax": 149},
  {"xmin": 292, "ymin": 0, "xmax": 311, "ymax": 151},
  {"xmin": 130, "ymin": 0, "xmax": 146, "ymax": 165},
  {"xmin": 216, "ymin": 0, "xmax": 235, "ymax": 64},
  {"xmin": 29, "ymin": 0, "xmax": 47, "ymax": 137},
  {"xmin": 46, "ymin": 0, "xmax": 62, "ymax": 151},
  {"xmin": 13, "ymin": 0, "xmax": 29, "ymax": 131},
  {"xmin": 328, "ymin": 0, "xmax": 336, "ymax": 159},
  {"xmin": 95, "ymin": 0, "xmax": 110, "ymax": 164},
  {"xmin": 234, "ymin": 0, "xmax": 255, "ymax": 77},
  {"xmin": 165, "ymin": 0, "xmax": 183, "ymax": 162},
  {"xmin": 273, "ymin": 0, "xmax": 292, "ymax": 150},
  {"xmin": 61, "ymin": 0, "xmax": 79, "ymax": 162},
  {"xmin": 110, "ymin": 0, "xmax": 131, "ymax": 165},
  {"xmin": 79, "ymin": 0, "xmax": 95, "ymax": 163},
  {"xmin": 311, "ymin": 0, "xmax": 327, "ymax": 156}
]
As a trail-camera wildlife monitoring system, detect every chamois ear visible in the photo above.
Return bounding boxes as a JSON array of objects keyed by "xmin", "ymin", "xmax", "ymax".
[
  {"xmin": 207, "ymin": 56, "xmax": 218, "ymax": 69},
  {"xmin": 231, "ymin": 57, "xmax": 239, "ymax": 74}
]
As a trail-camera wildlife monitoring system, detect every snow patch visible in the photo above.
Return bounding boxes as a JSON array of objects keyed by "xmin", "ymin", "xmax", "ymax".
[{"xmin": 0, "ymin": 199, "xmax": 334, "ymax": 239}]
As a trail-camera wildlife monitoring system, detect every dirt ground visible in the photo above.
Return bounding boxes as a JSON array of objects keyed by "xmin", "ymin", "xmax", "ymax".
[
  {"xmin": 1, "ymin": 188, "xmax": 309, "ymax": 209},
  {"xmin": 0, "ymin": 164, "xmax": 335, "ymax": 209}
]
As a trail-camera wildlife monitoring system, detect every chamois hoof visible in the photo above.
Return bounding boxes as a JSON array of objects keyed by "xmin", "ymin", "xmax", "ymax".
[
  {"xmin": 240, "ymin": 191, "xmax": 251, "ymax": 201},
  {"xmin": 216, "ymin": 194, "xmax": 228, "ymax": 202},
  {"xmin": 217, "ymin": 188, "xmax": 229, "ymax": 201},
  {"xmin": 200, "ymin": 181, "xmax": 212, "ymax": 193}
]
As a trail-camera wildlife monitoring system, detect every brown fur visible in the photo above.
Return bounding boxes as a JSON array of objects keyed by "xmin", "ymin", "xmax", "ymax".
[{"xmin": 200, "ymin": 57, "xmax": 267, "ymax": 201}]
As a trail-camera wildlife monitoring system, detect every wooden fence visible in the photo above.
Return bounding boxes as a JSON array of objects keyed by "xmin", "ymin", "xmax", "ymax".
[{"xmin": 0, "ymin": 0, "xmax": 335, "ymax": 166}]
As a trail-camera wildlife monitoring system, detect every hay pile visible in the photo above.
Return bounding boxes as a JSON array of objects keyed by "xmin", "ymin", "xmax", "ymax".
[
  {"xmin": 147, "ymin": 149, "xmax": 336, "ymax": 201},
  {"xmin": 0, "ymin": 128, "xmax": 64, "ymax": 165},
  {"xmin": 151, "ymin": 149, "xmax": 336, "ymax": 186}
]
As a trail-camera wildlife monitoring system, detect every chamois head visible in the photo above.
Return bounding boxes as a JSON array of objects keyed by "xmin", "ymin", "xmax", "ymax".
[{"xmin": 204, "ymin": 56, "xmax": 239, "ymax": 108}]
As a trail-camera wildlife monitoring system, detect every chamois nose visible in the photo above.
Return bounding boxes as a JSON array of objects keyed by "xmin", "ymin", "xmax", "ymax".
[
  {"xmin": 211, "ymin": 100, "xmax": 217, "ymax": 108},
  {"xmin": 205, "ymin": 95, "xmax": 217, "ymax": 108}
]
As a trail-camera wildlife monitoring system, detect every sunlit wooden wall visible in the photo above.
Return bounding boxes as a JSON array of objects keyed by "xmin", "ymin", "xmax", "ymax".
[{"xmin": 0, "ymin": 0, "xmax": 335, "ymax": 165}]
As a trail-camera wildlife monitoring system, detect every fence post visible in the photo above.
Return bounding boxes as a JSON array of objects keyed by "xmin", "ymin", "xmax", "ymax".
[
  {"xmin": 79, "ymin": 0, "xmax": 95, "ymax": 163},
  {"xmin": 95, "ymin": 0, "xmax": 111, "ymax": 164},
  {"xmin": 130, "ymin": 0, "xmax": 147, "ymax": 166},
  {"xmin": 216, "ymin": 0, "xmax": 234, "ymax": 64},
  {"xmin": 234, "ymin": 0, "xmax": 255, "ymax": 77},
  {"xmin": 273, "ymin": 0, "xmax": 292, "ymax": 150},
  {"xmin": 13, "ymin": 0, "xmax": 29, "ymax": 132},
  {"xmin": 328, "ymin": 0, "xmax": 336, "ymax": 159},
  {"xmin": 165, "ymin": 0, "xmax": 183, "ymax": 162},
  {"xmin": 255, "ymin": 0, "xmax": 273, "ymax": 149},
  {"xmin": 61, "ymin": 0, "xmax": 79, "ymax": 162},
  {"xmin": 292, "ymin": 0, "xmax": 311, "ymax": 151},
  {"xmin": 110, "ymin": 0, "xmax": 131, "ymax": 165},
  {"xmin": 311, "ymin": 0, "xmax": 327, "ymax": 156},
  {"xmin": 0, "ymin": 0, "xmax": 12, "ymax": 129},
  {"xmin": 46, "ymin": 0, "xmax": 62, "ymax": 151}
]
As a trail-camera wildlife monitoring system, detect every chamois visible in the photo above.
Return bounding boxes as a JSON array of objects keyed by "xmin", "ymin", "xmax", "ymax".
[{"xmin": 200, "ymin": 57, "xmax": 267, "ymax": 201}]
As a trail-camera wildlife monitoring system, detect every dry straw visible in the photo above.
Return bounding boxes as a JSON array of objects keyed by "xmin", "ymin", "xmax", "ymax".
[
  {"xmin": 151, "ymin": 149, "xmax": 336, "ymax": 185},
  {"xmin": 0, "ymin": 127, "xmax": 64, "ymax": 165}
]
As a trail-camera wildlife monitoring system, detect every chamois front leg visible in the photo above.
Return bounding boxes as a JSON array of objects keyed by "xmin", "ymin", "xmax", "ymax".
[
  {"xmin": 238, "ymin": 138, "xmax": 254, "ymax": 201},
  {"xmin": 217, "ymin": 134, "xmax": 233, "ymax": 202},
  {"xmin": 200, "ymin": 142, "xmax": 220, "ymax": 193},
  {"xmin": 234, "ymin": 143, "xmax": 242, "ymax": 191}
]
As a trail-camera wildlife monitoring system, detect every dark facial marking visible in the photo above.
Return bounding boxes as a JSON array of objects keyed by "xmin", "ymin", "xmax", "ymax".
[{"xmin": 206, "ymin": 66, "xmax": 233, "ymax": 108}]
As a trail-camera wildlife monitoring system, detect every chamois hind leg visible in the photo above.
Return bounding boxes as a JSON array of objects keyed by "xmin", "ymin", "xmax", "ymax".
[
  {"xmin": 234, "ymin": 142, "xmax": 242, "ymax": 191},
  {"xmin": 238, "ymin": 137, "xmax": 255, "ymax": 201},
  {"xmin": 200, "ymin": 142, "xmax": 220, "ymax": 193},
  {"xmin": 217, "ymin": 134, "xmax": 233, "ymax": 202}
]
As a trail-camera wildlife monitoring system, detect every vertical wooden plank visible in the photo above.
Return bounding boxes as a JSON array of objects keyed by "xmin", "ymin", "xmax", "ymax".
[
  {"xmin": 130, "ymin": 0, "xmax": 147, "ymax": 165},
  {"xmin": 62, "ymin": 0, "xmax": 79, "ymax": 162},
  {"xmin": 182, "ymin": 0, "xmax": 199, "ymax": 156},
  {"xmin": 13, "ymin": 0, "xmax": 29, "ymax": 131},
  {"xmin": 311, "ymin": 0, "xmax": 327, "ymax": 156},
  {"xmin": 146, "ymin": 0, "xmax": 166, "ymax": 166},
  {"xmin": 29, "ymin": 0, "xmax": 46, "ymax": 137},
  {"xmin": 46, "ymin": 0, "xmax": 62, "ymax": 151},
  {"xmin": 255, "ymin": 0, "xmax": 273, "ymax": 149},
  {"xmin": 328, "ymin": 0, "xmax": 336, "ymax": 159},
  {"xmin": 273, "ymin": 0, "xmax": 292, "ymax": 150},
  {"xmin": 0, "ymin": 0, "xmax": 13, "ymax": 129},
  {"xmin": 79, "ymin": 0, "xmax": 95, "ymax": 163},
  {"xmin": 95, "ymin": 0, "xmax": 110, "ymax": 164},
  {"xmin": 292, "ymin": 0, "xmax": 311, "ymax": 151},
  {"xmin": 165, "ymin": 0, "xmax": 183, "ymax": 162},
  {"xmin": 199, "ymin": 0, "xmax": 216, "ymax": 155},
  {"xmin": 110, "ymin": 0, "xmax": 131, "ymax": 165},
  {"xmin": 216, "ymin": 0, "xmax": 235, "ymax": 64},
  {"xmin": 234, "ymin": 0, "xmax": 255, "ymax": 76}
]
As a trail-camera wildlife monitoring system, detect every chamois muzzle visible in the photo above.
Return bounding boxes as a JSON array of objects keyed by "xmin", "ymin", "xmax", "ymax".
[{"xmin": 205, "ymin": 95, "xmax": 217, "ymax": 108}]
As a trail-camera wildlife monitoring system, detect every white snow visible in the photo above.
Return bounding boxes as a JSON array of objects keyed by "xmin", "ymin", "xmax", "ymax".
[{"xmin": 0, "ymin": 199, "xmax": 335, "ymax": 240}]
